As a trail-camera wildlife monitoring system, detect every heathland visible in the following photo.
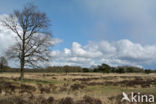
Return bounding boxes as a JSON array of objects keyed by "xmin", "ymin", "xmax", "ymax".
[{"xmin": 0, "ymin": 72, "xmax": 155, "ymax": 104}]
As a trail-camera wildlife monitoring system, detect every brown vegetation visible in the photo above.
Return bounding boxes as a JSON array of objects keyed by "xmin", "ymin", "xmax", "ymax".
[{"xmin": 0, "ymin": 73, "xmax": 155, "ymax": 104}]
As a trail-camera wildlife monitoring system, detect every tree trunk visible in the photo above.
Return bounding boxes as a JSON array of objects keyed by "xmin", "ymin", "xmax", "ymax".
[
  {"xmin": 20, "ymin": 36, "xmax": 25, "ymax": 80},
  {"xmin": 0, "ymin": 63, "xmax": 2, "ymax": 72},
  {"xmin": 20, "ymin": 59, "xmax": 24, "ymax": 80}
]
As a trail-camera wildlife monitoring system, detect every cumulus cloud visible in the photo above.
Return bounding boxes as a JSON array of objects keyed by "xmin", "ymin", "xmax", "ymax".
[
  {"xmin": 0, "ymin": 31, "xmax": 16, "ymax": 55},
  {"xmin": 0, "ymin": 15, "xmax": 62, "ymax": 68},
  {"xmin": 51, "ymin": 38, "xmax": 63, "ymax": 45},
  {"xmin": 50, "ymin": 40, "xmax": 156, "ymax": 68},
  {"xmin": 1, "ymin": 17, "xmax": 156, "ymax": 68},
  {"xmin": 0, "ymin": 15, "xmax": 16, "ymax": 56}
]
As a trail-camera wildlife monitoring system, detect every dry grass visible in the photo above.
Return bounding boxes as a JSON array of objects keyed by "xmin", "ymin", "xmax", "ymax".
[{"xmin": 0, "ymin": 72, "xmax": 155, "ymax": 104}]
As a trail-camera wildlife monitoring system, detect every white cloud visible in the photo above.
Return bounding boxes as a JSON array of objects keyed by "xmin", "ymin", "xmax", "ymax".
[
  {"xmin": 0, "ymin": 32, "xmax": 15, "ymax": 55},
  {"xmin": 72, "ymin": 42, "xmax": 86, "ymax": 56},
  {"xmin": 64, "ymin": 48, "xmax": 71, "ymax": 55},
  {"xmin": 50, "ymin": 39, "xmax": 156, "ymax": 68},
  {"xmin": 51, "ymin": 38, "xmax": 63, "ymax": 45},
  {"xmin": 0, "ymin": 15, "xmax": 63, "ymax": 68},
  {"xmin": 0, "ymin": 15, "xmax": 16, "ymax": 56},
  {"xmin": 1, "ymin": 14, "xmax": 156, "ymax": 68},
  {"xmin": 1, "ymin": 19, "xmax": 156, "ymax": 68},
  {"xmin": 71, "ymin": 42, "xmax": 102, "ymax": 58}
]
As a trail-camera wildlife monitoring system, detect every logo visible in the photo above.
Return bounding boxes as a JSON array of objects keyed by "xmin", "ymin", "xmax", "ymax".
[
  {"xmin": 121, "ymin": 92, "xmax": 130, "ymax": 102},
  {"xmin": 121, "ymin": 92, "xmax": 155, "ymax": 103}
]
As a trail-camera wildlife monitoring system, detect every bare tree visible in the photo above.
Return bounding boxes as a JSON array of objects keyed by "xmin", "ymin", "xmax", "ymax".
[
  {"xmin": 1, "ymin": 3, "xmax": 53, "ymax": 80},
  {"xmin": 0, "ymin": 56, "xmax": 8, "ymax": 72}
]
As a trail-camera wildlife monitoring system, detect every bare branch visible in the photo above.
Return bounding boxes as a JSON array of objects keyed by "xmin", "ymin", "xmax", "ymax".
[{"xmin": 2, "ymin": 3, "xmax": 53, "ymax": 79}]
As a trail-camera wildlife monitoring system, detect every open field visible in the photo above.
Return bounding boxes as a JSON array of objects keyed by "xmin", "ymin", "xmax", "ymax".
[{"xmin": 0, "ymin": 72, "xmax": 155, "ymax": 104}]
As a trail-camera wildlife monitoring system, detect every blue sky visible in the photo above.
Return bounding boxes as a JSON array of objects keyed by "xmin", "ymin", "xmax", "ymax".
[
  {"xmin": 0, "ymin": 0, "xmax": 92, "ymax": 50},
  {"xmin": 0, "ymin": 0, "xmax": 141, "ymax": 49},
  {"xmin": 1, "ymin": 0, "xmax": 156, "ymax": 69}
]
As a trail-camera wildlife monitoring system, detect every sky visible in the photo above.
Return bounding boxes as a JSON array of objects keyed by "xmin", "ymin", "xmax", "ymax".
[{"xmin": 0, "ymin": 0, "xmax": 156, "ymax": 69}]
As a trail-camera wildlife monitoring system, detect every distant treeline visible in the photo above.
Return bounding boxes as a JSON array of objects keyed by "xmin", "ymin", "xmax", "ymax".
[
  {"xmin": 0, "ymin": 63, "xmax": 156, "ymax": 74},
  {"xmin": 93, "ymin": 64, "xmax": 156, "ymax": 74}
]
